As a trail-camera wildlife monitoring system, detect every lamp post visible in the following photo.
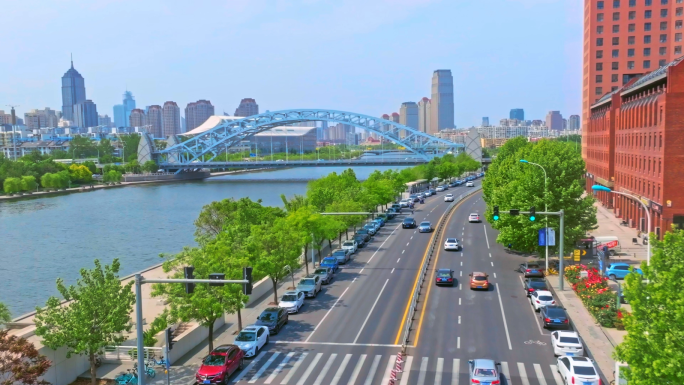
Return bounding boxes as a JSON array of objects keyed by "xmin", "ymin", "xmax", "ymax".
[
  {"xmin": 521, "ymin": 159, "xmax": 550, "ymax": 271},
  {"xmin": 591, "ymin": 185, "xmax": 651, "ymax": 265}
]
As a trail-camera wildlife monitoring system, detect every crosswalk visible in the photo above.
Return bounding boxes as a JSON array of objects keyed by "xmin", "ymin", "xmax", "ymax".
[{"xmin": 228, "ymin": 351, "xmax": 564, "ymax": 385}]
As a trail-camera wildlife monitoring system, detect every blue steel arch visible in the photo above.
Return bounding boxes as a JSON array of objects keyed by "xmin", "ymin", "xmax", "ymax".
[{"xmin": 159, "ymin": 109, "xmax": 463, "ymax": 164}]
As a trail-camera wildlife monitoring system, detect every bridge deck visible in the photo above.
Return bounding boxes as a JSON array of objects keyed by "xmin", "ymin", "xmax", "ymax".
[{"xmin": 159, "ymin": 159, "xmax": 427, "ymax": 170}]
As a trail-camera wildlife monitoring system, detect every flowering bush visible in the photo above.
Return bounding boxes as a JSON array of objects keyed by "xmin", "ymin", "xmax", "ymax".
[{"xmin": 564, "ymin": 264, "xmax": 618, "ymax": 327}]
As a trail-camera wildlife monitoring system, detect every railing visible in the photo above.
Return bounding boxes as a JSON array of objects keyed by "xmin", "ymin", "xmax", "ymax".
[{"xmin": 101, "ymin": 346, "xmax": 164, "ymax": 362}]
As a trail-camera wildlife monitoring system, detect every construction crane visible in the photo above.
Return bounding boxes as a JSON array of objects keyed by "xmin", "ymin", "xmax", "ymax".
[{"xmin": 5, "ymin": 105, "xmax": 19, "ymax": 160}]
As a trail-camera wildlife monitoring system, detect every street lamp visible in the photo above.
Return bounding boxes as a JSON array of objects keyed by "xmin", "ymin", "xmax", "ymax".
[
  {"xmin": 520, "ymin": 159, "xmax": 550, "ymax": 271},
  {"xmin": 591, "ymin": 185, "xmax": 651, "ymax": 265}
]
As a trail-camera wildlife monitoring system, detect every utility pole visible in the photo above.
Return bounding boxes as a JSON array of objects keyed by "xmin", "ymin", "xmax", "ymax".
[{"xmin": 6, "ymin": 105, "xmax": 19, "ymax": 161}]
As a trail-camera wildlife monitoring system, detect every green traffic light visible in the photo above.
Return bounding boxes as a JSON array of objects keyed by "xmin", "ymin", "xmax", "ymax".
[
  {"xmin": 530, "ymin": 216, "xmax": 536, "ymax": 221},
  {"xmin": 493, "ymin": 215, "xmax": 499, "ymax": 221}
]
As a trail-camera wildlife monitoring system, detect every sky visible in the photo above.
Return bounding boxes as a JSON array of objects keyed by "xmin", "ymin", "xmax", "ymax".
[{"xmin": 1, "ymin": 0, "xmax": 582, "ymax": 127}]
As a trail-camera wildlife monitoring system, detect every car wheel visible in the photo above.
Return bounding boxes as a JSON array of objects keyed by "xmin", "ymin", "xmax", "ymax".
[
  {"xmin": 609, "ymin": 274, "xmax": 617, "ymax": 281},
  {"xmin": 238, "ymin": 358, "xmax": 245, "ymax": 370}
]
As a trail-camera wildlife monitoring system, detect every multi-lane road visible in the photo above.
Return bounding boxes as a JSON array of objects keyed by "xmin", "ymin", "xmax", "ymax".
[{"xmin": 225, "ymin": 181, "xmax": 568, "ymax": 385}]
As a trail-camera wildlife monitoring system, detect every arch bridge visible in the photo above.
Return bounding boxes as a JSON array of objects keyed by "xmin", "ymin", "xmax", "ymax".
[{"xmin": 156, "ymin": 109, "xmax": 463, "ymax": 170}]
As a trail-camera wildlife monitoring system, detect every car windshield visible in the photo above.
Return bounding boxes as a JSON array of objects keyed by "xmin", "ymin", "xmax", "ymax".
[
  {"xmin": 446, "ymin": 238, "xmax": 457, "ymax": 243},
  {"xmin": 343, "ymin": 242, "xmax": 354, "ymax": 246},
  {"xmin": 437, "ymin": 271, "xmax": 451, "ymax": 277},
  {"xmin": 259, "ymin": 312, "xmax": 277, "ymax": 321},
  {"xmin": 420, "ymin": 222, "xmax": 430, "ymax": 226},
  {"xmin": 403, "ymin": 218, "xmax": 414, "ymax": 223},
  {"xmin": 475, "ymin": 368, "xmax": 496, "ymax": 376},
  {"xmin": 358, "ymin": 229, "xmax": 368, "ymax": 233},
  {"xmin": 539, "ymin": 295, "xmax": 553, "ymax": 301},
  {"xmin": 574, "ymin": 367, "xmax": 597, "ymax": 376},
  {"xmin": 236, "ymin": 331, "xmax": 256, "ymax": 341},
  {"xmin": 315, "ymin": 269, "xmax": 328, "ymax": 275},
  {"xmin": 527, "ymin": 264, "xmax": 540, "ymax": 269},
  {"xmin": 282, "ymin": 294, "xmax": 298, "ymax": 301},
  {"xmin": 546, "ymin": 308, "xmax": 566, "ymax": 317},
  {"xmin": 560, "ymin": 336, "xmax": 580, "ymax": 344},
  {"xmin": 333, "ymin": 251, "xmax": 346, "ymax": 256},
  {"xmin": 202, "ymin": 354, "xmax": 226, "ymax": 366},
  {"xmin": 531, "ymin": 282, "xmax": 547, "ymax": 288},
  {"xmin": 473, "ymin": 276, "xmax": 487, "ymax": 281},
  {"xmin": 323, "ymin": 258, "xmax": 336, "ymax": 264},
  {"xmin": 299, "ymin": 279, "xmax": 315, "ymax": 286}
]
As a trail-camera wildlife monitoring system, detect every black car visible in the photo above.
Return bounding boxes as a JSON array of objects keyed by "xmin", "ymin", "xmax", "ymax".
[
  {"xmin": 524, "ymin": 278, "xmax": 548, "ymax": 296},
  {"xmin": 518, "ymin": 262, "xmax": 544, "ymax": 278},
  {"xmin": 435, "ymin": 269, "xmax": 455, "ymax": 286},
  {"xmin": 540, "ymin": 306, "xmax": 570, "ymax": 329},
  {"xmin": 255, "ymin": 307, "xmax": 289, "ymax": 335},
  {"xmin": 356, "ymin": 229, "xmax": 372, "ymax": 240},
  {"xmin": 391, "ymin": 204, "xmax": 403, "ymax": 213},
  {"xmin": 353, "ymin": 234, "xmax": 367, "ymax": 247},
  {"xmin": 403, "ymin": 217, "xmax": 417, "ymax": 229},
  {"xmin": 385, "ymin": 209, "xmax": 397, "ymax": 219}
]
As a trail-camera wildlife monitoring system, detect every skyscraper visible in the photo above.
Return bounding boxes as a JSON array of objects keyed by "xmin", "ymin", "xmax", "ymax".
[
  {"xmin": 430, "ymin": 70, "xmax": 455, "ymax": 133},
  {"xmin": 399, "ymin": 102, "xmax": 419, "ymax": 130},
  {"xmin": 147, "ymin": 105, "xmax": 163, "ymax": 137},
  {"xmin": 417, "ymin": 97, "xmax": 431, "ymax": 133},
  {"xmin": 61, "ymin": 59, "xmax": 86, "ymax": 122},
  {"xmin": 568, "ymin": 115, "xmax": 580, "ymax": 130},
  {"xmin": 185, "ymin": 100, "xmax": 215, "ymax": 131},
  {"xmin": 98, "ymin": 114, "xmax": 112, "ymax": 128},
  {"xmin": 545, "ymin": 111, "xmax": 563, "ymax": 130},
  {"xmin": 162, "ymin": 101, "xmax": 181, "ymax": 137},
  {"xmin": 113, "ymin": 104, "xmax": 125, "ymax": 127},
  {"xmin": 234, "ymin": 98, "xmax": 259, "ymax": 117},
  {"xmin": 73, "ymin": 100, "xmax": 98, "ymax": 128},
  {"xmin": 24, "ymin": 108, "xmax": 59, "ymax": 129},
  {"xmin": 129, "ymin": 109, "xmax": 146, "ymax": 127},
  {"xmin": 123, "ymin": 91, "xmax": 136, "ymax": 128},
  {"xmin": 481, "ymin": 117, "xmax": 490, "ymax": 127},
  {"xmin": 509, "ymin": 108, "xmax": 524, "ymax": 121}
]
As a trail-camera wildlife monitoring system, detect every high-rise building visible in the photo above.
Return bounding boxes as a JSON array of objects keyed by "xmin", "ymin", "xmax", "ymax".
[
  {"xmin": 147, "ymin": 105, "xmax": 163, "ymax": 137},
  {"xmin": 562, "ymin": 118, "xmax": 568, "ymax": 130},
  {"xmin": 482, "ymin": 117, "xmax": 490, "ymax": 127},
  {"xmin": 24, "ymin": 108, "xmax": 59, "ymax": 129},
  {"xmin": 418, "ymin": 97, "xmax": 431, "ymax": 133},
  {"xmin": 582, "ymin": 0, "xmax": 684, "ymax": 144},
  {"xmin": 61, "ymin": 59, "xmax": 86, "ymax": 122},
  {"xmin": 123, "ymin": 91, "xmax": 136, "ymax": 128},
  {"xmin": 430, "ymin": 69, "xmax": 455, "ymax": 133},
  {"xmin": 162, "ymin": 101, "xmax": 181, "ymax": 137},
  {"xmin": 545, "ymin": 111, "xmax": 563, "ymax": 130},
  {"xmin": 185, "ymin": 100, "xmax": 215, "ymax": 132},
  {"xmin": 129, "ymin": 108, "xmax": 146, "ymax": 127},
  {"xmin": 568, "ymin": 115, "xmax": 580, "ymax": 130},
  {"xmin": 73, "ymin": 100, "xmax": 98, "ymax": 128},
  {"xmin": 113, "ymin": 104, "xmax": 125, "ymax": 127},
  {"xmin": 234, "ymin": 98, "xmax": 259, "ymax": 117},
  {"xmin": 509, "ymin": 108, "xmax": 524, "ymax": 121},
  {"xmin": 98, "ymin": 114, "xmax": 112, "ymax": 128},
  {"xmin": 399, "ymin": 102, "xmax": 419, "ymax": 130},
  {"xmin": 181, "ymin": 116, "xmax": 186, "ymax": 132}
]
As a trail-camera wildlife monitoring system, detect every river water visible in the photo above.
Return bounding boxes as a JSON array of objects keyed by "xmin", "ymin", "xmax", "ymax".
[{"xmin": 0, "ymin": 166, "xmax": 403, "ymax": 317}]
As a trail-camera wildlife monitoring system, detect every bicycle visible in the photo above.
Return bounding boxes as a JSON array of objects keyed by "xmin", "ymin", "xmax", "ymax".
[
  {"xmin": 134, "ymin": 362, "xmax": 157, "ymax": 378},
  {"xmin": 146, "ymin": 354, "xmax": 167, "ymax": 368},
  {"xmin": 115, "ymin": 369, "xmax": 138, "ymax": 385}
]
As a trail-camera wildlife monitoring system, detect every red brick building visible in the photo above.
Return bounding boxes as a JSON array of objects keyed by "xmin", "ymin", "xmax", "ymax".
[{"xmin": 586, "ymin": 56, "xmax": 684, "ymax": 238}]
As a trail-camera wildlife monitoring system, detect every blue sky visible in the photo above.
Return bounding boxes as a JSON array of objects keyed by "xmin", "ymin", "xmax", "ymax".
[{"xmin": 2, "ymin": 0, "xmax": 581, "ymax": 127}]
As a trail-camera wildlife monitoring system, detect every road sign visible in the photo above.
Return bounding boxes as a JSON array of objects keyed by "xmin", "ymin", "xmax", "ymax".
[{"xmin": 573, "ymin": 249, "xmax": 586, "ymax": 261}]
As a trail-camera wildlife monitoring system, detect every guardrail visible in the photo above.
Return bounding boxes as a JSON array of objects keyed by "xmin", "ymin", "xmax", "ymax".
[
  {"xmin": 101, "ymin": 346, "xmax": 164, "ymax": 362},
  {"xmin": 399, "ymin": 186, "xmax": 482, "ymax": 351}
]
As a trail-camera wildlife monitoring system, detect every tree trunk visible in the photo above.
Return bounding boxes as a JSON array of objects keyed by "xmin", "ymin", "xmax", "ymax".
[
  {"xmin": 328, "ymin": 239, "xmax": 332, "ymax": 251},
  {"xmin": 345, "ymin": 229, "xmax": 349, "ymax": 240},
  {"xmin": 304, "ymin": 244, "xmax": 310, "ymax": 275},
  {"xmin": 271, "ymin": 277, "xmax": 279, "ymax": 304},
  {"xmin": 338, "ymin": 232, "xmax": 342, "ymax": 244},
  {"xmin": 207, "ymin": 319, "xmax": 215, "ymax": 353},
  {"xmin": 237, "ymin": 307, "xmax": 243, "ymax": 332},
  {"xmin": 90, "ymin": 351, "xmax": 96, "ymax": 385}
]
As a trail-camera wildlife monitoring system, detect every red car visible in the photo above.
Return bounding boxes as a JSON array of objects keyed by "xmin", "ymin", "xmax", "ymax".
[{"xmin": 196, "ymin": 344, "xmax": 245, "ymax": 384}]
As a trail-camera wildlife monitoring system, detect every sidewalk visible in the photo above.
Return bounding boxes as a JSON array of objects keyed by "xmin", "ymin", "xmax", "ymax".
[{"xmin": 588, "ymin": 202, "xmax": 647, "ymax": 262}]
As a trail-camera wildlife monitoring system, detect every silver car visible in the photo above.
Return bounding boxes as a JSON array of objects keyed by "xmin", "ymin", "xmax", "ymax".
[
  {"xmin": 468, "ymin": 359, "xmax": 500, "ymax": 385},
  {"xmin": 297, "ymin": 275, "xmax": 322, "ymax": 298},
  {"xmin": 313, "ymin": 267, "xmax": 333, "ymax": 285},
  {"xmin": 418, "ymin": 221, "xmax": 433, "ymax": 233},
  {"xmin": 363, "ymin": 223, "xmax": 377, "ymax": 236},
  {"xmin": 332, "ymin": 249, "xmax": 350, "ymax": 264}
]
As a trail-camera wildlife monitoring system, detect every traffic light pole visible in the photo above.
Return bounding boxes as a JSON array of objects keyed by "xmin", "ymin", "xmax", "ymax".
[
  {"xmin": 515, "ymin": 210, "xmax": 566, "ymax": 291},
  {"xmin": 133, "ymin": 275, "xmax": 249, "ymax": 385}
]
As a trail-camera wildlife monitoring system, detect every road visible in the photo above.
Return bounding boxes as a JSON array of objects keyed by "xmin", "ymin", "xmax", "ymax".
[{"xmin": 209, "ymin": 181, "xmax": 568, "ymax": 385}]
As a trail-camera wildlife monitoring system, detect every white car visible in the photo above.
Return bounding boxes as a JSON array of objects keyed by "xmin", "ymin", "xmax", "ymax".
[
  {"xmin": 468, "ymin": 213, "xmax": 481, "ymax": 223},
  {"xmin": 234, "ymin": 325, "xmax": 269, "ymax": 357},
  {"xmin": 530, "ymin": 290, "xmax": 556, "ymax": 311},
  {"xmin": 436, "ymin": 186, "xmax": 445, "ymax": 192},
  {"xmin": 444, "ymin": 238, "xmax": 461, "ymax": 251},
  {"xmin": 551, "ymin": 331, "xmax": 584, "ymax": 357},
  {"xmin": 279, "ymin": 291, "xmax": 305, "ymax": 314},
  {"xmin": 556, "ymin": 356, "xmax": 600, "ymax": 385},
  {"xmin": 444, "ymin": 193, "xmax": 454, "ymax": 202},
  {"xmin": 399, "ymin": 199, "xmax": 410, "ymax": 208},
  {"xmin": 466, "ymin": 181, "xmax": 474, "ymax": 187},
  {"xmin": 342, "ymin": 240, "xmax": 357, "ymax": 254}
]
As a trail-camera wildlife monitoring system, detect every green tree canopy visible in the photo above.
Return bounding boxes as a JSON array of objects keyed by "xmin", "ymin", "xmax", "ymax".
[
  {"xmin": 3, "ymin": 177, "xmax": 21, "ymax": 194},
  {"xmin": 21, "ymin": 176, "xmax": 37, "ymax": 191},
  {"xmin": 193, "ymin": 197, "xmax": 284, "ymax": 244},
  {"xmin": 68, "ymin": 164, "xmax": 93, "ymax": 183},
  {"xmin": 0, "ymin": 301, "xmax": 10, "ymax": 326},
  {"xmin": 142, "ymin": 160, "xmax": 158, "ymax": 173}
]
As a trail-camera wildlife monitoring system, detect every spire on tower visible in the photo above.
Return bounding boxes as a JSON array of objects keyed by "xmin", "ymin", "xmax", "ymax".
[{"xmin": 70, "ymin": 53, "xmax": 73, "ymax": 68}]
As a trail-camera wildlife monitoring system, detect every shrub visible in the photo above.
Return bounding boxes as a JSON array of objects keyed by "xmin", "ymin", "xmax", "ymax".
[{"xmin": 564, "ymin": 264, "xmax": 618, "ymax": 327}]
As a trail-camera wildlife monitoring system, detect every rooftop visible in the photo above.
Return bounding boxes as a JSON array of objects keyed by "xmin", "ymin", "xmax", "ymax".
[{"xmin": 621, "ymin": 55, "xmax": 684, "ymax": 95}]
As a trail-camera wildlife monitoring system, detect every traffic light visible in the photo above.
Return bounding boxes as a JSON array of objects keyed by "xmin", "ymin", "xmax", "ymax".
[
  {"xmin": 493, "ymin": 206, "xmax": 500, "ymax": 221},
  {"xmin": 529, "ymin": 206, "xmax": 536, "ymax": 221},
  {"xmin": 183, "ymin": 266, "xmax": 195, "ymax": 294},
  {"xmin": 209, "ymin": 273, "xmax": 225, "ymax": 286},
  {"xmin": 509, "ymin": 209, "xmax": 520, "ymax": 216},
  {"xmin": 165, "ymin": 327, "xmax": 175, "ymax": 350},
  {"xmin": 243, "ymin": 267, "xmax": 253, "ymax": 295}
]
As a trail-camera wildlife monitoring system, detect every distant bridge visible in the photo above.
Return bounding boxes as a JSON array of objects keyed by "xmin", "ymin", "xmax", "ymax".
[{"xmin": 171, "ymin": 158, "xmax": 428, "ymax": 172}]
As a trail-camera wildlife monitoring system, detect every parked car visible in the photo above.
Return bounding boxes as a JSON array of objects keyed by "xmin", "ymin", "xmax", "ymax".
[
  {"xmin": 403, "ymin": 217, "xmax": 417, "ymax": 229},
  {"xmin": 556, "ymin": 357, "xmax": 600, "ymax": 385},
  {"xmin": 418, "ymin": 221, "xmax": 433, "ymax": 233},
  {"xmin": 313, "ymin": 267, "xmax": 333, "ymax": 285},
  {"xmin": 391, "ymin": 204, "xmax": 402, "ymax": 212},
  {"xmin": 530, "ymin": 290, "xmax": 555, "ymax": 311},
  {"xmin": 356, "ymin": 229, "xmax": 372, "ymax": 241},
  {"xmin": 428, "ymin": 189, "xmax": 436, "ymax": 195},
  {"xmin": 195, "ymin": 345, "xmax": 244, "ymax": 384},
  {"xmin": 399, "ymin": 199, "xmax": 410, "ymax": 208},
  {"xmin": 320, "ymin": 257, "xmax": 340, "ymax": 273},
  {"xmin": 353, "ymin": 234, "xmax": 367, "ymax": 247},
  {"xmin": 540, "ymin": 305, "xmax": 570, "ymax": 329},
  {"xmin": 444, "ymin": 237, "xmax": 461, "ymax": 251},
  {"xmin": 468, "ymin": 272, "xmax": 490, "ymax": 290},
  {"xmin": 385, "ymin": 209, "xmax": 397, "ymax": 219},
  {"xmin": 551, "ymin": 331, "xmax": 584, "ymax": 357},
  {"xmin": 255, "ymin": 307, "xmax": 288, "ymax": 335},
  {"xmin": 363, "ymin": 223, "xmax": 377, "ymax": 236},
  {"xmin": 342, "ymin": 240, "xmax": 358, "ymax": 254},
  {"xmin": 436, "ymin": 186, "xmax": 445, "ymax": 192},
  {"xmin": 468, "ymin": 359, "xmax": 500, "ymax": 385},
  {"xmin": 442, "ymin": 184, "xmax": 449, "ymax": 190},
  {"xmin": 468, "ymin": 213, "xmax": 481, "ymax": 223},
  {"xmin": 444, "ymin": 193, "xmax": 455, "ymax": 202},
  {"xmin": 466, "ymin": 181, "xmax": 474, "ymax": 187},
  {"xmin": 234, "ymin": 325, "xmax": 269, "ymax": 358},
  {"xmin": 377, "ymin": 213, "xmax": 389, "ymax": 222},
  {"xmin": 524, "ymin": 278, "xmax": 548, "ymax": 296},
  {"xmin": 297, "ymin": 275, "xmax": 322, "ymax": 298},
  {"xmin": 373, "ymin": 217, "xmax": 385, "ymax": 227},
  {"xmin": 332, "ymin": 249, "xmax": 350, "ymax": 264},
  {"xmin": 605, "ymin": 263, "xmax": 643, "ymax": 280},
  {"xmin": 409, "ymin": 194, "xmax": 420, "ymax": 202},
  {"xmin": 279, "ymin": 291, "xmax": 305, "ymax": 314},
  {"xmin": 518, "ymin": 261, "xmax": 544, "ymax": 278}
]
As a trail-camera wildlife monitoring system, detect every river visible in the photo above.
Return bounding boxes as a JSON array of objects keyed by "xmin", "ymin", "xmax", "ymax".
[{"xmin": 0, "ymin": 166, "xmax": 404, "ymax": 317}]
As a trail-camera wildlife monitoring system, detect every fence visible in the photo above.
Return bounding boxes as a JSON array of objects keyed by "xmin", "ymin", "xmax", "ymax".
[{"xmin": 101, "ymin": 346, "xmax": 164, "ymax": 362}]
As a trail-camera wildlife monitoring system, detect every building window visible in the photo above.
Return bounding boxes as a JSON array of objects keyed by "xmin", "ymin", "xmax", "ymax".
[
  {"xmin": 598, "ymin": 37, "xmax": 604, "ymax": 46},
  {"xmin": 598, "ymin": 25, "xmax": 604, "ymax": 34},
  {"xmin": 629, "ymin": 10, "xmax": 637, "ymax": 19},
  {"xmin": 613, "ymin": 49, "xmax": 620, "ymax": 57},
  {"xmin": 645, "ymin": 10, "xmax": 652, "ymax": 18},
  {"xmin": 644, "ymin": 35, "xmax": 652, "ymax": 43},
  {"xmin": 629, "ymin": 36, "xmax": 636, "ymax": 44},
  {"xmin": 598, "ymin": 0, "xmax": 605, "ymax": 8},
  {"xmin": 613, "ymin": 61, "xmax": 620, "ymax": 69},
  {"xmin": 613, "ymin": 24, "xmax": 620, "ymax": 32},
  {"xmin": 614, "ymin": 0, "xmax": 621, "ymax": 6},
  {"xmin": 645, "ymin": 22, "xmax": 652, "ymax": 31},
  {"xmin": 645, "ymin": 0, "xmax": 652, "ymax": 4},
  {"xmin": 612, "ymin": 74, "xmax": 619, "ymax": 82},
  {"xmin": 597, "ymin": 62, "xmax": 604, "ymax": 70},
  {"xmin": 644, "ymin": 60, "xmax": 651, "ymax": 68},
  {"xmin": 662, "ymin": 0, "xmax": 669, "ymax": 3},
  {"xmin": 661, "ymin": 21, "xmax": 668, "ymax": 30},
  {"xmin": 596, "ymin": 87, "xmax": 604, "ymax": 95},
  {"xmin": 614, "ymin": 12, "xmax": 621, "ymax": 20},
  {"xmin": 660, "ymin": 46, "xmax": 667, "ymax": 54},
  {"xmin": 628, "ymin": 61, "xmax": 635, "ymax": 69},
  {"xmin": 598, "ymin": 13, "xmax": 605, "ymax": 21},
  {"xmin": 660, "ymin": 59, "xmax": 667, "ymax": 65},
  {"xmin": 597, "ymin": 75, "xmax": 604, "ymax": 83},
  {"xmin": 676, "ymin": 45, "xmax": 683, "ymax": 54},
  {"xmin": 628, "ymin": 48, "xmax": 636, "ymax": 56},
  {"xmin": 630, "ymin": 0, "xmax": 636, "ymax": 5},
  {"xmin": 629, "ymin": 23, "xmax": 636, "ymax": 31},
  {"xmin": 677, "ymin": 20, "xmax": 683, "ymax": 29},
  {"xmin": 677, "ymin": 32, "xmax": 683, "ymax": 41},
  {"xmin": 678, "ymin": 7, "xmax": 683, "ymax": 15},
  {"xmin": 612, "ymin": 86, "xmax": 619, "ymax": 91},
  {"xmin": 613, "ymin": 37, "xmax": 620, "ymax": 45},
  {"xmin": 597, "ymin": 50, "xmax": 604, "ymax": 58},
  {"xmin": 661, "ymin": 9, "xmax": 668, "ymax": 17},
  {"xmin": 644, "ymin": 47, "xmax": 652, "ymax": 56},
  {"xmin": 661, "ymin": 34, "xmax": 668, "ymax": 42}
]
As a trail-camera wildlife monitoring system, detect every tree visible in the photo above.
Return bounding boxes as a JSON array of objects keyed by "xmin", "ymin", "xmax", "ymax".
[
  {"xmin": 34, "ymin": 259, "xmax": 135, "ymax": 385},
  {"xmin": 3, "ymin": 177, "xmax": 21, "ymax": 194},
  {"xmin": 0, "ymin": 329, "xmax": 51, "ymax": 385},
  {"xmin": 422, "ymin": 161, "xmax": 437, "ymax": 182},
  {"xmin": 124, "ymin": 160, "xmax": 141, "ymax": 174},
  {"xmin": 0, "ymin": 301, "xmax": 10, "ymax": 326},
  {"xmin": 69, "ymin": 136, "xmax": 97, "ymax": 159},
  {"xmin": 82, "ymin": 161, "xmax": 97, "ymax": 174},
  {"xmin": 54, "ymin": 171, "xmax": 71, "ymax": 189},
  {"xmin": 103, "ymin": 170, "xmax": 122, "ymax": 183},
  {"xmin": 20, "ymin": 176, "xmax": 37, "ymax": 192},
  {"xmin": 97, "ymin": 138, "xmax": 115, "ymax": 162},
  {"xmin": 40, "ymin": 173, "xmax": 54, "ymax": 189},
  {"xmin": 142, "ymin": 160, "xmax": 158, "ymax": 173},
  {"xmin": 68, "ymin": 164, "xmax": 93, "ymax": 183},
  {"xmin": 613, "ymin": 229, "xmax": 684, "ymax": 384},
  {"xmin": 193, "ymin": 197, "xmax": 284, "ymax": 244}
]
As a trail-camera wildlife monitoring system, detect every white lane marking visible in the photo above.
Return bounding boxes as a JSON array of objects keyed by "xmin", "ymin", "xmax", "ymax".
[
  {"xmin": 483, "ymin": 224, "xmax": 490, "ymax": 249},
  {"xmin": 353, "ymin": 279, "xmax": 390, "ymax": 343},
  {"xmin": 489, "ymin": 252, "xmax": 492, "ymax": 258},
  {"xmin": 519, "ymin": 276, "xmax": 546, "ymax": 335},
  {"xmin": 363, "ymin": 355, "xmax": 382, "ymax": 385},
  {"xmin": 459, "ymin": 298, "xmax": 461, "ymax": 305},
  {"xmin": 459, "ymin": 283, "xmax": 462, "ymax": 290},
  {"xmin": 416, "ymin": 357, "xmax": 429, "ymax": 385},
  {"xmin": 312, "ymin": 353, "xmax": 337, "ymax": 385},
  {"xmin": 399, "ymin": 356, "xmax": 414, "ymax": 385},
  {"xmin": 458, "ymin": 316, "xmax": 461, "ymax": 324},
  {"xmin": 280, "ymin": 352, "xmax": 307, "ymax": 384},
  {"xmin": 461, "ymin": 232, "xmax": 464, "ymax": 236},
  {"xmin": 452, "ymin": 359, "xmax": 460, "ymax": 385},
  {"xmin": 391, "ymin": 268, "xmax": 395, "ymax": 274},
  {"xmin": 460, "ymin": 270, "xmax": 462, "ymax": 276},
  {"xmin": 550, "ymin": 365, "xmax": 564, "ymax": 385},
  {"xmin": 491, "ymin": 261, "xmax": 494, "ymax": 267},
  {"xmin": 494, "ymin": 273, "xmax": 497, "ymax": 278},
  {"xmin": 381, "ymin": 355, "xmax": 397, "ymax": 385},
  {"xmin": 330, "ymin": 354, "xmax": 352, "ymax": 385},
  {"xmin": 265, "ymin": 352, "xmax": 294, "ymax": 384},
  {"xmin": 249, "ymin": 352, "xmax": 280, "ymax": 383},
  {"xmin": 295, "ymin": 353, "xmax": 322, "ymax": 385},
  {"xmin": 414, "ymin": 230, "xmax": 417, "ymax": 234},
  {"xmin": 306, "ymin": 287, "xmax": 349, "ymax": 342},
  {"xmin": 366, "ymin": 224, "xmax": 400, "ymax": 265},
  {"xmin": 460, "ymin": 252, "xmax": 463, "ymax": 257},
  {"xmin": 517, "ymin": 362, "xmax": 531, "ymax": 385},
  {"xmin": 402, "ymin": 250, "xmax": 405, "ymax": 254},
  {"xmin": 406, "ymin": 242, "xmax": 410, "ymax": 246},
  {"xmin": 352, "ymin": 277, "xmax": 357, "ymax": 283},
  {"xmin": 411, "ymin": 236, "xmax": 413, "ymax": 240},
  {"xmin": 496, "ymin": 283, "xmax": 513, "ymax": 350},
  {"xmin": 435, "ymin": 357, "xmax": 444, "ymax": 385},
  {"xmin": 462, "ymin": 227, "xmax": 465, "ymax": 231},
  {"xmin": 534, "ymin": 363, "xmax": 548, "ymax": 385},
  {"xmin": 457, "ymin": 337, "xmax": 460, "ymax": 349},
  {"xmin": 347, "ymin": 354, "xmax": 367, "ymax": 385},
  {"xmin": 460, "ymin": 261, "xmax": 463, "ymax": 266},
  {"xmin": 500, "ymin": 362, "xmax": 511, "ymax": 385},
  {"xmin": 397, "ymin": 257, "xmax": 401, "ymax": 262},
  {"xmin": 273, "ymin": 341, "xmax": 403, "ymax": 347},
  {"xmin": 232, "ymin": 352, "xmax": 265, "ymax": 383}
]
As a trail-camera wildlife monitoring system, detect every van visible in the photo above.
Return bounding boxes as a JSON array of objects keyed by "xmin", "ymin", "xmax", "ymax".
[{"xmin": 593, "ymin": 236, "xmax": 621, "ymax": 256}]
